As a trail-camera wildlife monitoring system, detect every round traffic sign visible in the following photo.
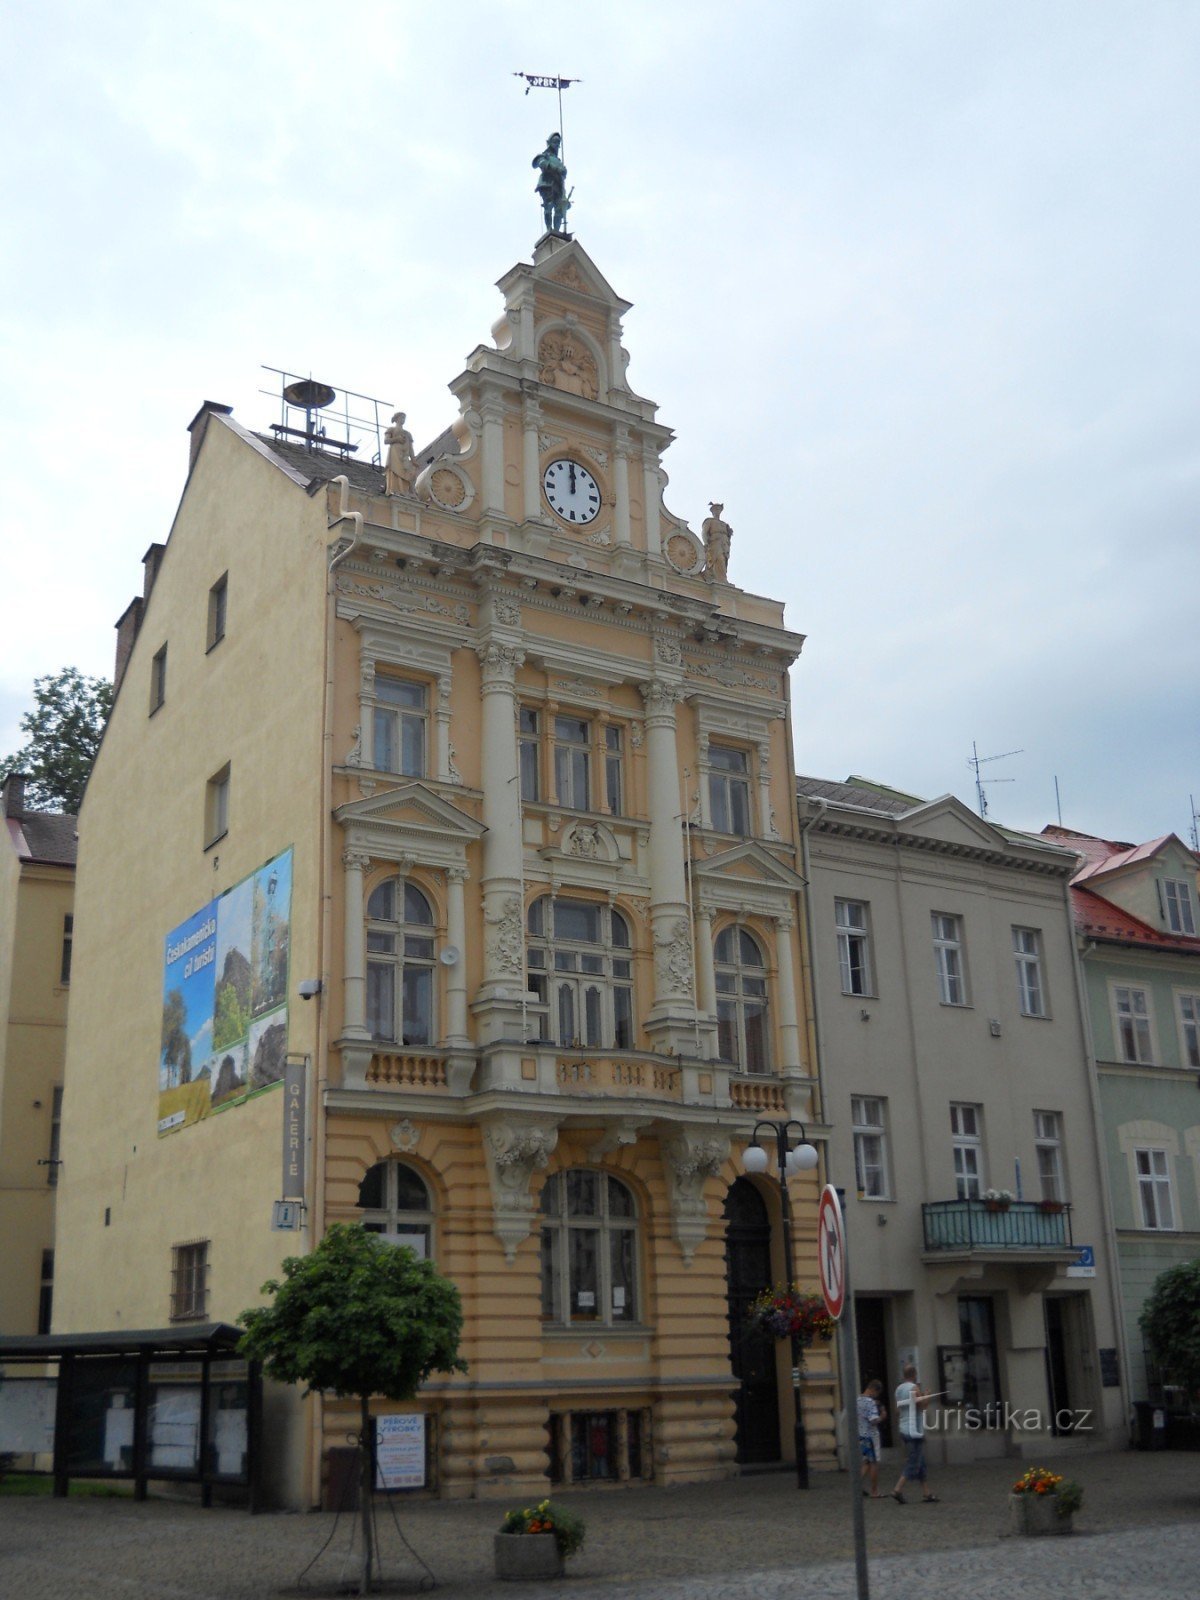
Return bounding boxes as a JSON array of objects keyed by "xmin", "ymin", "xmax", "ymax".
[{"xmin": 817, "ymin": 1185, "xmax": 846, "ymax": 1321}]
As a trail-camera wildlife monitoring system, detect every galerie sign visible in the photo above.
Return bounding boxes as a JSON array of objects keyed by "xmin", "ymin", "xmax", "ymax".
[{"xmin": 158, "ymin": 848, "xmax": 293, "ymax": 1136}]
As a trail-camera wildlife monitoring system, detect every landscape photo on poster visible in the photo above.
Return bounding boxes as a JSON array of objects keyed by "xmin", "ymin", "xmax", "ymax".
[{"xmin": 158, "ymin": 848, "xmax": 293, "ymax": 1136}]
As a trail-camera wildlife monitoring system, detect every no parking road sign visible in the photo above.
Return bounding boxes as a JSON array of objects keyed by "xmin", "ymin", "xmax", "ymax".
[{"xmin": 817, "ymin": 1184, "xmax": 846, "ymax": 1321}]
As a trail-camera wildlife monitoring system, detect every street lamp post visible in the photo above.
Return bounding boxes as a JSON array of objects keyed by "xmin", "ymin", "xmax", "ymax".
[{"xmin": 741, "ymin": 1118, "xmax": 819, "ymax": 1490}]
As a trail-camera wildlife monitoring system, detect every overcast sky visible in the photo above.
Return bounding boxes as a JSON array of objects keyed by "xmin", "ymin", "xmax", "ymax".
[{"xmin": 2, "ymin": 1, "xmax": 1196, "ymax": 844}]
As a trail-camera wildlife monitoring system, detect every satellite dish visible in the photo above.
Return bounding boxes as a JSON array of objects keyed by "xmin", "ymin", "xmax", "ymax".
[
  {"xmin": 283, "ymin": 379, "xmax": 336, "ymax": 409},
  {"xmin": 439, "ymin": 947, "xmax": 461, "ymax": 967}
]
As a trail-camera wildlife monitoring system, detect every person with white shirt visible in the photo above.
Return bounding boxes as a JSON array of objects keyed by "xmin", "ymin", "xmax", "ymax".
[{"xmin": 891, "ymin": 1362, "xmax": 940, "ymax": 1503}]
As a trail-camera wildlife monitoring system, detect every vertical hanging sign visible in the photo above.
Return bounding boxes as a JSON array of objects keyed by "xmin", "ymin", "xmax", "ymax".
[{"xmin": 282, "ymin": 1056, "xmax": 308, "ymax": 1201}]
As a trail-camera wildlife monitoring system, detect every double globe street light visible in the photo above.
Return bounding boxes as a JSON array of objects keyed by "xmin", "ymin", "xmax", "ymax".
[{"xmin": 741, "ymin": 1119, "xmax": 820, "ymax": 1490}]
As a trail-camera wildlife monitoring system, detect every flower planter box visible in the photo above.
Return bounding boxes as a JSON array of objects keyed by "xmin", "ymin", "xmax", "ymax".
[
  {"xmin": 984, "ymin": 1201, "xmax": 1011, "ymax": 1214},
  {"xmin": 1038, "ymin": 1201, "xmax": 1065, "ymax": 1214},
  {"xmin": 1008, "ymin": 1493, "xmax": 1073, "ymax": 1536},
  {"xmin": 494, "ymin": 1533, "xmax": 564, "ymax": 1581}
]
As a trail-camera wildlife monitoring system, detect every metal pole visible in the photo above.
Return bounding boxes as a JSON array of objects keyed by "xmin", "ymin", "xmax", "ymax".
[
  {"xmin": 837, "ymin": 1191, "xmax": 870, "ymax": 1600},
  {"xmin": 776, "ymin": 1125, "xmax": 809, "ymax": 1490}
]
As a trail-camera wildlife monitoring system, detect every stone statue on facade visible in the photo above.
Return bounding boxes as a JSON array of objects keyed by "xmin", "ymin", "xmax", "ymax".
[
  {"xmin": 384, "ymin": 412, "xmax": 416, "ymax": 496},
  {"xmin": 532, "ymin": 133, "xmax": 571, "ymax": 234},
  {"xmin": 702, "ymin": 503, "xmax": 733, "ymax": 582}
]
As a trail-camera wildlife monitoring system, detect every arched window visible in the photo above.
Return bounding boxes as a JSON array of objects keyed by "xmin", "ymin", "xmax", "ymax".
[
  {"xmin": 357, "ymin": 1160, "xmax": 434, "ymax": 1256},
  {"xmin": 366, "ymin": 880, "xmax": 435, "ymax": 1046},
  {"xmin": 526, "ymin": 896, "xmax": 633, "ymax": 1049},
  {"xmin": 715, "ymin": 925, "xmax": 770, "ymax": 1074},
  {"xmin": 540, "ymin": 1170, "xmax": 638, "ymax": 1325}
]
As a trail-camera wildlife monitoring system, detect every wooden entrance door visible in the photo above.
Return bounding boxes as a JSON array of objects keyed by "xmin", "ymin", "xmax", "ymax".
[{"xmin": 723, "ymin": 1179, "xmax": 781, "ymax": 1465}]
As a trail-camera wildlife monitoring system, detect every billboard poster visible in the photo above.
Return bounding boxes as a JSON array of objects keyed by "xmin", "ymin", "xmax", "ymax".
[{"xmin": 158, "ymin": 848, "xmax": 292, "ymax": 1136}]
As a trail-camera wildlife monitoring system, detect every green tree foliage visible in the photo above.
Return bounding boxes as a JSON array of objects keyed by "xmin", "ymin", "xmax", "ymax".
[
  {"xmin": 213, "ymin": 980, "xmax": 250, "ymax": 1051},
  {"xmin": 160, "ymin": 989, "xmax": 192, "ymax": 1085},
  {"xmin": 1140, "ymin": 1258, "xmax": 1200, "ymax": 1391},
  {"xmin": 2, "ymin": 668, "xmax": 113, "ymax": 813},
  {"xmin": 239, "ymin": 1225, "xmax": 466, "ymax": 1595}
]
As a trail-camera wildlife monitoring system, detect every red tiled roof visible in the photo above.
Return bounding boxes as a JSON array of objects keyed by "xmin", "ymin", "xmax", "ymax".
[
  {"xmin": 1041, "ymin": 825, "xmax": 1198, "ymax": 886},
  {"xmin": 1071, "ymin": 884, "xmax": 1200, "ymax": 955}
]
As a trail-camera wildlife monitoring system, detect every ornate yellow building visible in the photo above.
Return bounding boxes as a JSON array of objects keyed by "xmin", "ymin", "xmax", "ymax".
[{"xmin": 53, "ymin": 236, "xmax": 828, "ymax": 1506}]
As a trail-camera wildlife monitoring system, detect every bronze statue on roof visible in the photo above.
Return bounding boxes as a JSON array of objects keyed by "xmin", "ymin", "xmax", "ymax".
[{"xmin": 532, "ymin": 133, "xmax": 571, "ymax": 234}]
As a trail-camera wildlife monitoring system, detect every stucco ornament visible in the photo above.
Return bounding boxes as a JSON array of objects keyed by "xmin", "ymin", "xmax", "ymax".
[
  {"xmin": 484, "ymin": 893, "xmax": 524, "ymax": 976},
  {"xmin": 702, "ymin": 503, "xmax": 733, "ymax": 582},
  {"xmin": 492, "ymin": 597, "xmax": 522, "ymax": 628},
  {"xmin": 483, "ymin": 1118, "xmax": 561, "ymax": 1261},
  {"xmin": 655, "ymin": 917, "xmax": 694, "ymax": 997},
  {"xmin": 538, "ymin": 331, "xmax": 598, "ymax": 401},
  {"xmin": 565, "ymin": 823, "xmax": 601, "ymax": 859},
  {"xmin": 389, "ymin": 1118, "xmax": 420, "ymax": 1153},
  {"xmin": 664, "ymin": 1129, "xmax": 730, "ymax": 1261},
  {"xmin": 383, "ymin": 413, "xmax": 417, "ymax": 496}
]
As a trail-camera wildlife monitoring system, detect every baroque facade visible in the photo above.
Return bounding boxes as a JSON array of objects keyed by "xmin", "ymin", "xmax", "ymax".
[
  {"xmin": 52, "ymin": 237, "xmax": 828, "ymax": 1506},
  {"xmin": 797, "ymin": 777, "xmax": 1127, "ymax": 1463}
]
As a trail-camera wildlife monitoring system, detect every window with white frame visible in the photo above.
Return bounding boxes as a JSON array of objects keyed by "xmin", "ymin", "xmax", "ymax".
[
  {"xmin": 205, "ymin": 763, "xmax": 230, "ymax": 848},
  {"xmin": 373, "ymin": 676, "xmax": 427, "ymax": 777},
  {"xmin": 603, "ymin": 725, "xmax": 624, "ymax": 815},
  {"xmin": 519, "ymin": 706, "xmax": 541, "ymax": 801},
  {"xmin": 540, "ymin": 1170, "xmax": 639, "ymax": 1326},
  {"xmin": 358, "ymin": 1160, "xmax": 434, "ymax": 1257},
  {"xmin": 1136, "ymin": 1148, "xmax": 1175, "ymax": 1230},
  {"xmin": 526, "ymin": 897, "xmax": 633, "ymax": 1049},
  {"xmin": 951, "ymin": 1103, "xmax": 983, "ymax": 1199},
  {"xmin": 836, "ymin": 900, "xmax": 872, "ymax": 996},
  {"xmin": 932, "ymin": 913, "xmax": 967, "ymax": 1005},
  {"xmin": 1161, "ymin": 879, "xmax": 1197, "ymax": 936},
  {"xmin": 852, "ymin": 1095, "xmax": 890, "ymax": 1199},
  {"xmin": 553, "ymin": 715, "xmax": 592, "ymax": 810},
  {"xmin": 715, "ymin": 925, "xmax": 770, "ymax": 1074},
  {"xmin": 709, "ymin": 745, "xmax": 752, "ymax": 837},
  {"xmin": 366, "ymin": 879, "xmax": 436, "ymax": 1046},
  {"xmin": 1114, "ymin": 985, "xmax": 1153, "ymax": 1064},
  {"xmin": 1013, "ymin": 927, "xmax": 1046, "ymax": 1017},
  {"xmin": 1178, "ymin": 993, "xmax": 1200, "ymax": 1070},
  {"xmin": 1034, "ymin": 1110, "xmax": 1066, "ymax": 1202}
]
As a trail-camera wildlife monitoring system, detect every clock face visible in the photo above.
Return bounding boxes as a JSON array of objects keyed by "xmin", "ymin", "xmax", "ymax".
[{"xmin": 543, "ymin": 458, "xmax": 601, "ymax": 524}]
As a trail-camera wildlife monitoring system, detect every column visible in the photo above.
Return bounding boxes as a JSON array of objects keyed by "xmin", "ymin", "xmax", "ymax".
[
  {"xmin": 613, "ymin": 430, "xmax": 632, "ymax": 549},
  {"xmin": 757, "ymin": 739, "xmax": 775, "ymax": 839},
  {"xmin": 639, "ymin": 679, "xmax": 696, "ymax": 1054},
  {"xmin": 474, "ymin": 642, "xmax": 527, "ymax": 1032},
  {"xmin": 694, "ymin": 905, "xmax": 718, "ymax": 1060},
  {"xmin": 521, "ymin": 396, "xmax": 542, "ymax": 523},
  {"xmin": 444, "ymin": 866, "xmax": 470, "ymax": 1047},
  {"xmin": 435, "ymin": 676, "xmax": 452, "ymax": 782},
  {"xmin": 642, "ymin": 451, "xmax": 662, "ymax": 558},
  {"xmin": 480, "ymin": 398, "xmax": 507, "ymax": 517},
  {"xmin": 341, "ymin": 848, "xmax": 371, "ymax": 1041},
  {"xmin": 773, "ymin": 914, "xmax": 802, "ymax": 1072}
]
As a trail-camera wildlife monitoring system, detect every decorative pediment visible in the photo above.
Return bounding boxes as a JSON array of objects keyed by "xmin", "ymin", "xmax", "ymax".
[
  {"xmin": 540, "ymin": 819, "xmax": 622, "ymax": 867},
  {"xmin": 526, "ymin": 238, "xmax": 632, "ymax": 315},
  {"xmin": 695, "ymin": 841, "xmax": 806, "ymax": 893},
  {"xmin": 336, "ymin": 783, "xmax": 484, "ymax": 866},
  {"xmin": 898, "ymin": 796, "xmax": 1012, "ymax": 852}
]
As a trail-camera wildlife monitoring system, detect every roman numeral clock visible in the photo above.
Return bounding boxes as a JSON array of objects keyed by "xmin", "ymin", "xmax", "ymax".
[{"xmin": 542, "ymin": 457, "xmax": 601, "ymax": 524}]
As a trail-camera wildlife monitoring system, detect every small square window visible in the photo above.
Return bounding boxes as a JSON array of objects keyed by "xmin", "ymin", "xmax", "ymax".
[
  {"xmin": 205, "ymin": 764, "xmax": 230, "ymax": 848},
  {"xmin": 150, "ymin": 644, "xmax": 168, "ymax": 714},
  {"xmin": 207, "ymin": 573, "xmax": 228, "ymax": 651}
]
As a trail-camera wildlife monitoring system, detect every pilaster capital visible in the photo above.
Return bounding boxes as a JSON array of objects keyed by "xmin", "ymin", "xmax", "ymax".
[
  {"xmin": 662, "ymin": 1125, "xmax": 731, "ymax": 1262},
  {"xmin": 446, "ymin": 864, "xmax": 470, "ymax": 886},
  {"xmin": 342, "ymin": 848, "xmax": 372, "ymax": 873},
  {"xmin": 638, "ymin": 678, "xmax": 685, "ymax": 716},
  {"xmin": 476, "ymin": 641, "xmax": 525, "ymax": 687}
]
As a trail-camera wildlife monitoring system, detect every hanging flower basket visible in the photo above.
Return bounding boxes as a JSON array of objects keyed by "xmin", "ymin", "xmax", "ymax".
[
  {"xmin": 1038, "ymin": 1199, "xmax": 1065, "ymax": 1214},
  {"xmin": 747, "ymin": 1286, "xmax": 835, "ymax": 1345}
]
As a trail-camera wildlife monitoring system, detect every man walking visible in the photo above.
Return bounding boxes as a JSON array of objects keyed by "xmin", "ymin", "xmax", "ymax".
[{"xmin": 892, "ymin": 1362, "xmax": 940, "ymax": 1503}]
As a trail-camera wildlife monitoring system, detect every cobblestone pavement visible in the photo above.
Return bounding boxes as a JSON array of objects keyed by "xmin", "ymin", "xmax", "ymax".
[{"xmin": 1, "ymin": 1449, "xmax": 1197, "ymax": 1599}]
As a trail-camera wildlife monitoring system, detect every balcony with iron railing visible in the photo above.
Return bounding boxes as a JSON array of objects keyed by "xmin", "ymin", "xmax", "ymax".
[{"xmin": 922, "ymin": 1199, "xmax": 1074, "ymax": 1254}]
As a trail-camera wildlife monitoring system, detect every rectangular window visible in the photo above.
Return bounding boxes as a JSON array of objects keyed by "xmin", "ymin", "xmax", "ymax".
[
  {"xmin": 938, "ymin": 1297, "xmax": 1002, "ymax": 1424},
  {"xmin": 60, "ymin": 914, "xmax": 73, "ymax": 986},
  {"xmin": 519, "ymin": 706, "xmax": 540, "ymax": 801},
  {"xmin": 852, "ymin": 1095, "xmax": 890, "ymax": 1199},
  {"xmin": 38, "ymin": 1249, "xmax": 54, "ymax": 1336},
  {"xmin": 150, "ymin": 644, "xmax": 168, "ymax": 714},
  {"xmin": 835, "ymin": 900, "xmax": 872, "ymax": 996},
  {"xmin": 1178, "ymin": 993, "xmax": 1200, "ymax": 1070},
  {"xmin": 709, "ymin": 745, "xmax": 751, "ymax": 836},
  {"xmin": 932, "ymin": 913, "xmax": 966, "ymax": 1005},
  {"xmin": 46, "ymin": 1086, "xmax": 63, "ymax": 1188},
  {"xmin": 951, "ymin": 1102, "xmax": 983, "ymax": 1199},
  {"xmin": 205, "ymin": 763, "xmax": 230, "ymax": 848},
  {"xmin": 1034, "ymin": 1110, "xmax": 1066, "ymax": 1202},
  {"xmin": 373, "ymin": 677, "xmax": 427, "ymax": 777},
  {"xmin": 1136, "ymin": 1149, "xmax": 1174, "ymax": 1230},
  {"xmin": 604, "ymin": 725, "xmax": 624, "ymax": 815},
  {"xmin": 1114, "ymin": 985, "xmax": 1153, "ymax": 1064},
  {"xmin": 553, "ymin": 716, "xmax": 591, "ymax": 810},
  {"xmin": 1162, "ymin": 879, "xmax": 1197, "ymax": 936},
  {"xmin": 207, "ymin": 573, "xmax": 228, "ymax": 650},
  {"xmin": 170, "ymin": 1240, "xmax": 209, "ymax": 1321},
  {"xmin": 1012, "ymin": 927, "xmax": 1045, "ymax": 1017}
]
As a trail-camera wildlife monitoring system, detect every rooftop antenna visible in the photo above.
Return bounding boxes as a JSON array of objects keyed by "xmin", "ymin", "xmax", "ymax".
[
  {"xmin": 968, "ymin": 741, "xmax": 1022, "ymax": 819},
  {"xmin": 1054, "ymin": 775, "xmax": 1063, "ymax": 828},
  {"xmin": 1189, "ymin": 794, "xmax": 1199, "ymax": 853},
  {"xmin": 281, "ymin": 378, "xmax": 336, "ymax": 454}
]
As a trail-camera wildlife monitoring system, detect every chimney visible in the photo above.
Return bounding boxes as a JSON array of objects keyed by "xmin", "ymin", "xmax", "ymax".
[
  {"xmin": 114, "ymin": 596, "xmax": 144, "ymax": 693},
  {"xmin": 187, "ymin": 401, "xmax": 233, "ymax": 471},
  {"xmin": 142, "ymin": 542, "xmax": 166, "ymax": 601},
  {"xmin": 2, "ymin": 770, "xmax": 26, "ymax": 819}
]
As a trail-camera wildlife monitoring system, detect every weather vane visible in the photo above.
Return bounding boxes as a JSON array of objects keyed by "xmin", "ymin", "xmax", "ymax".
[{"xmin": 515, "ymin": 71, "xmax": 581, "ymax": 236}]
